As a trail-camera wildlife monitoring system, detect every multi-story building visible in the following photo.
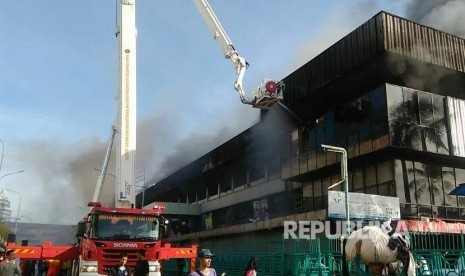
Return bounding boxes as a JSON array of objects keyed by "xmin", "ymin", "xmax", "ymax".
[
  {"xmin": 138, "ymin": 11, "xmax": 465, "ymax": 274},
  {"xmin": 0, "ymin": 188, "xmax": 12, "ymax": 222}
]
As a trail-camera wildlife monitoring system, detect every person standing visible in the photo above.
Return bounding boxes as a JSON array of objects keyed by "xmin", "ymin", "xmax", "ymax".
[
  {"xmin": 60, "ymin": 260, "xmax": 71, "ymax": 276},
  {"xmin": 108, "ymin": 253, "xmax": 131, "ymax": 276},
  {"xmin": 188, "ymin": 249, "xmax": 219, "ymax": 276},
  {"xmin": 177, "ymin": 258, "xmax": 186, "ymax": 276},
  {"xmin": 134, "ymin": 249, "xmax": 149, "ymax": 276},
  {"xmin": 37, "ymin": 260, "xmax": 47, "ymax": 276},
  {"xmin": 0, "ymin": 250, "xmax": 22, "ymax": 276},
  {"xmin": 244, "ymin": 257, "xmax": 257, "ymax": 276},
  {"xmin": 23, "ymin": 260, "xmax": 36, "ymax": 276}
]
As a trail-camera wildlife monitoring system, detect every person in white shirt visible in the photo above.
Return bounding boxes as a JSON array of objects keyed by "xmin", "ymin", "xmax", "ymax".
[{"xmin": 0, "ymin": 250, "xmax": 22, "ymax": 276}]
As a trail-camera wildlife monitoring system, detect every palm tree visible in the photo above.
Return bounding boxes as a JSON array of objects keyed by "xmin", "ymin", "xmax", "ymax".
[
  {"xmin": 389, "ymin": 89, "xmax": 449, "ymax": 218},
  {"xmin": 389, "ymin": 93, "xmax": 447, "ymax": 152}
]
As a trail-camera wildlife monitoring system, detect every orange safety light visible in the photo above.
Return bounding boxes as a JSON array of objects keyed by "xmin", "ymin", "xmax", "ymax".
[{"xmin": 153, "ymin": 205, "xmax": 165, "ymax": 212}]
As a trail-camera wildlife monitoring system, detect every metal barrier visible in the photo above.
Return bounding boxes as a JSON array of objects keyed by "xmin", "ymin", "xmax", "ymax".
[
  {"xmin": 410, "ymin": 233, "xmax": 465, "ymax": 276},
  {"xmin": 162, "ymin": 232, "xmax": 465, "ymax": 275}
]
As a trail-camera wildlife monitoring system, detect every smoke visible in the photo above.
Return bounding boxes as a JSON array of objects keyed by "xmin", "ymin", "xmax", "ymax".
[
  {"xmin": 139, "ymin": 104, "xmax": 258, "ymax": 187},
  {"xmin": 68, "ymin": 138, "xmax": 115, "ymax": 207},
  {"xmin": 143, "ymin": 126, "xmax": 237, "ymax": 186},
  {"xmin": 1, "ymin": 80, "xmax": 258, "ymax": 225},
  {"xmin": 289, "ymin": 0, "xmax": 465, "ymax": 78},
  {"xmin": 9, "ymin": 138, "xmax": 108, "ymax": 224},
  {"xmin": 289, "ymin": 0, "xmax": 382, "ymax": 73},
  {"xmin": 386, "ymin": 0, "xmax": 465, "ymax": 92},
  {"xmin": 405, "ymin": 0, "xmax": 465, "ymax": 38},
  {"xmin": 249, "ymin": 105, "xmax": 295, "ymax": 163},
  {"xmin": 387, "ymin": 44, "xmax": 457, "ymax": 92}
]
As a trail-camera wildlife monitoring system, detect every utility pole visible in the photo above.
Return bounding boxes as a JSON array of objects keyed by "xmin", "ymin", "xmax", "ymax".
[
  {"xmin": 0, "ymin": 139, "xmax": 4, "ymax": 174},
  {"xmin": 321, "ymin": 144, "xmax": 350, "ymax": 236},
  {"xmin": 6, "ymin": 189, "xmax": 21, "ymax": 235}
]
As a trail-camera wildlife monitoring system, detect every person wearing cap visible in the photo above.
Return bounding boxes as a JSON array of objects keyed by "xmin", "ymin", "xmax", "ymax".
[{"xmin": 189, "ymin": 249, "xmax": 219, "ymax": 276}]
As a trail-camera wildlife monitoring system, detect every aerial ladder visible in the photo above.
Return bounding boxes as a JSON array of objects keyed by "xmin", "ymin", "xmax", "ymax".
[
  {"xmin": 7, "ymin": 1, "xmax": 287, "ymax": 273},
  {"xmin": 193, "ymin": 0, "xmax": 284, "ymax": 110},
  {"xmin": 6, "ymin": 1, "xmax": 198, "ymax": 274}
]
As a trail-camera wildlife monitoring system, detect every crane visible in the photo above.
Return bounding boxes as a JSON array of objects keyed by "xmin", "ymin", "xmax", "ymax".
[
  {"xmin": 7, "ymin": 1, "xmax": 293, "ymax": 274},
  {"xmin": 7, "ymin": 2, "xmax": 197, "ymax": 275},
  {"xmin": 115, "ymin": 0, "xmax": 137, "ymax": 208},
  {"xmin": 193, "ymin": 0, "xmax": 284, "ymax": 110}
]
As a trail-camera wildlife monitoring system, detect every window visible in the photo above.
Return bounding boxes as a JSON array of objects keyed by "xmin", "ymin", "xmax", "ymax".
[
  {"xmin": 421, "ymin": 126, "xmax": 437, "ymax": 153},
  {"xmin": 322, "ymin": 177, "xmax": 331, "ymax": 196},
  {"xmin": 313, "ymin": 180, "xmax": 323, "ymax": 209},
  {"xmin": 443, "ymin": 167, "xmax": 457, "ymax": 207},
  {"xmin": 418, "ymin": 93, "xmax": 433, "ymax": 126},
  {"xmin": 207, "ymin": 181, "xmax": 218, "ymax": 197},
  {"xmin": 378, "ymin": 182, "xmax": 395, "ymax": 197},
  {"xmin": 331, "ymin": 175, "xmax": 342, "ymax": 191},
  {"xmin": 370, "ymin": 86, "xmax": 388, "ymax": 130},
  {"xmin": 387, "ymin": 85, "xmax": 405, "ymax": 123},
  {"xmin": 414, "ymin": 162, "xmax": 431, "ymax": 206},
  {"xmin": 219, "ymin": 176, "xmax": 232, "ymax": 194},
  {"xmin": 377, "ymin": 161, "xmax": 393, "ymax": 184},
  {"xmin": 447, "ymin": 97, "xmax": 465, "ymax": 157},
  {"xmin": 387, "ymin": 86, "xmax": 407, "ymax": 148},
  {"xmin": 428, "ymin": 165, "xmax": 444, "ymax": 217},
  {"xmin": 406, "ymin": 161, "xmax": 416, "ymax": 204},
  {"xmin": 404, "ymin": 88, "xmax": 419, "ymax": 125},
  {"xmin": 388, "ymin": 86, "xmax": 450, "ymax": 154},
  {"xmin": 233, "ymin": 166, "xmax": 247, "ymax": 186},
  {"xmin": 364, "ymin": 165, "xmax": 377, "ymax": 187},
  {"xmin": 249, "ymin": 162, "xmax": 264, "ymax": 183},
  {"xmin": 456, "ymin": 168, "xmax": 465, "ymax": 208},
  {"xmin": 352, "ymin": 168, "xmax": 364, "ymax": 191},
  {"xmin": 303, "ymin": 181, "xmax": 313, "ymax": 197},
  {"xmin": 365, "ymin": 185, "xmax": 377, "ymax": 195},
  {"xmin": 432, "ymin": 95, "xmax": 448, "ymax": 153}
]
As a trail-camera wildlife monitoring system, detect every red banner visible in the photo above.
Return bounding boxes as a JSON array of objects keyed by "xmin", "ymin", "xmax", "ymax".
[{"xmin": 395, "ymin": 220, "xmax": 465, "ymax": 234}]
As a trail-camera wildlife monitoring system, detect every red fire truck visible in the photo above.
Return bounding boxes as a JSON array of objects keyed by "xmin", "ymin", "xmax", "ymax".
[
  {"xmin": 8, "ymin": 0, "xmax": 284, "ymax": 274},
  {"xmin": 7, "ymin": 0, "xmax": 198, "ymax": 274}
]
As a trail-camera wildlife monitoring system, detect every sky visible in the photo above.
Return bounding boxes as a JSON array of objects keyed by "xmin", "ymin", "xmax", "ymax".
[{"xmin": 0, "ymin": 0, "xmax": 464, "ymax": 225}]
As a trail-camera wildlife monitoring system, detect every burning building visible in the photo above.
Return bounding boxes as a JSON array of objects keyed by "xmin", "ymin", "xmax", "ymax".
[{"xmin": 138, "ymin": 11, "xmax": 465, "ymax": 275}]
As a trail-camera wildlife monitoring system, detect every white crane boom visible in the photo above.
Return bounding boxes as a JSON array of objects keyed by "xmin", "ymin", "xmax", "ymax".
[
  {"xmin": 115, "ymin": 0, "xmax": 137, "ymax": 207},
  {"xmin": 193, "ymin": 0, "xmax": 284, "ymax": 109},
  {"xmin": 91, "ymin": 0, "xmax": 285, "ymax": 210}
]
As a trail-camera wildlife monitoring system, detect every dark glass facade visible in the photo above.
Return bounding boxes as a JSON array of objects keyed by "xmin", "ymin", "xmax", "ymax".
[
  {"xmin": 148, "ymin": 83, "xmax": 465, "ymax": 230},
  {"xmin": 282, "ymin": 83, "xmax": 465, "ymax": 221},
  {"xmin": 394, "ymin": 160, "xmax": 465, "ymax": 220},
  {"xmin": 301, "ymin": 160, "xmax": 395, "ymax": 212},
  {"xmin": 282, "ymin": 85, "xmax": 390, "ymax": 179},
  {"xmin": 387, "ymin": 85, "xmax": 449, "ymax": 154}
]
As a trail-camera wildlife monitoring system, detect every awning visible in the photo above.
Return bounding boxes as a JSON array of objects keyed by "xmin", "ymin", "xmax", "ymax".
[{"xmin": 448, "ymin": 183, "xmax": 465, "ymax": 196}]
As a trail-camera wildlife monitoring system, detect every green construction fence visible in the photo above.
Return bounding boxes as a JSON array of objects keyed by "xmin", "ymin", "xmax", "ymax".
[{"xmin": 161, "ymin": 232, "xmax": 465, "ymax": 275}]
